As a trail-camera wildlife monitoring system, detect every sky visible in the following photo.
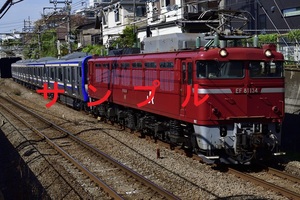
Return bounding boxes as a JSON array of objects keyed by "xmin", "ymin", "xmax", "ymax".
[{"xmin": 0, "ymin": 0, "xmax": 88, "ymax": 34}]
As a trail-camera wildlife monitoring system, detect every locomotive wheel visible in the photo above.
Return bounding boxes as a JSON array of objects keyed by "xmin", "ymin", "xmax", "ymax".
[
  {"xmin": 126, "ymin": 112, "xmax": 136, "ymax": 131},
  {"xmin": 73, "ymin": 99, "xmax": 82, "ymax": 111}
]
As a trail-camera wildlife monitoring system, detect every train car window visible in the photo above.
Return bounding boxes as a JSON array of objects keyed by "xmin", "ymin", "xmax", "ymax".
[
  {"xmin": 249, "ymin": 61, "xmax": 283, "ymax": 78},
  {"xmin": 50, "ymin": 68, "xmax": 54, "ymax": 80},
  {"xmin": 67, "ymin": 68, "xmax": 71, "ymax": 82},
  {"xmin": 145, "ymin": 62, "xmax": 156, "ymax": 68},
  {"xmin": 95, "ymin": 63, "xmax": 101, "ymax": 68},
  {"xmin": 132, "ymin": 62, "xmax": 142, "ymax": 68},
  {"xmin": 58, "ymin": 68, "xmax": 62, "ymax": 81},
  {"xmin": 44, "ymin": 67, "xmax": 47, "ymax": 77},
  {"xmin": 160, "ymin": 62, "xmax": 174, "ymax": 68}
]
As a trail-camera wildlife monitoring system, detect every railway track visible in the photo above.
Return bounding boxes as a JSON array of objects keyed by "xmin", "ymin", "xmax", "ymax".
[
  {"xmin": 227, "ymin": 166, "xmax": 300, "ymax": 200},
  {"xmin": 0, "ymin": 95, "xmax": 180, "ymax": 200}
]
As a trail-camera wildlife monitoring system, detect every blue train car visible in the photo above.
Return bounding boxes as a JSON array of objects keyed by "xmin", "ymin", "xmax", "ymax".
[{"xmin": 11, "ymin": 52, "xmax": 91, "ymax": 110}]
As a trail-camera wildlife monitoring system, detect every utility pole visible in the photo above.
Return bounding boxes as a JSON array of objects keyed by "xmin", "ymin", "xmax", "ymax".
[
  {"xmin": 66, "ymin": 2, "xmax": 72, "ymax": 54},
  {"xmin": 49, "ymin": 0, "xmax": 72, "ymax": 54},
  {"xmin": 219, "ymin": 0, "xmax": 226, "ymax": 32},
  {"xmin": 22, "ymin": 17, "xmax": 34, "ymax": 32}
]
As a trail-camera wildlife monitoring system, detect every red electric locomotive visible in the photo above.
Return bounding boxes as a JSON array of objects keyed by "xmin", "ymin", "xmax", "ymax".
[{"xmin": 87, "ymin": 35, "xmax": 285, "ymax": 164}]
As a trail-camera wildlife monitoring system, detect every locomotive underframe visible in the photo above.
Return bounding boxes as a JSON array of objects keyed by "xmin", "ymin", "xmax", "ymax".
[
  {"xmin": 194, "ymin": 122, "xmax": 282, "ymax": 164},
  {"xmin": 89, "ymin": 99, "xmax": 283, "ymax": 164}
]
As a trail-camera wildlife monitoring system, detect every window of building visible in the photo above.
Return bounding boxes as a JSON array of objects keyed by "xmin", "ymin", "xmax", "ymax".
[
  {"xmin": 283, "ymin": 7, "xmax": 300, "ymax": 17},
  {"xmin": 114, "ymin": 8, "xmax": 119, "ymax": 22},
  {"xmin": 258, "ymin": 14, "xmax": 267, "ymax": 30}
]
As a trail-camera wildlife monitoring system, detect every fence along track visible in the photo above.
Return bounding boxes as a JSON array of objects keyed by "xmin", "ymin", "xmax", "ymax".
[{"xmin": 0, "ymin": 95, "xmax": 180, "ymax": 200}]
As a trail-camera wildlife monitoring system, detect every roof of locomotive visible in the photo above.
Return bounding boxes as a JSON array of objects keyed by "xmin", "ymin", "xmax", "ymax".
[{"xmin": 89, "ymin": 44, "xmax": 284, "ymax": 62}]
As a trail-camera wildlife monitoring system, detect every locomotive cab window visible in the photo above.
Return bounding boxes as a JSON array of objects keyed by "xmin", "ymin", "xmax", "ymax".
[
  {"xmin": 196, "ymin": 61, "xmax": 244, "ymax": 79},
  {"xmin": 249, "ymin": 61, "xmax": 283, "ymax": 78}
]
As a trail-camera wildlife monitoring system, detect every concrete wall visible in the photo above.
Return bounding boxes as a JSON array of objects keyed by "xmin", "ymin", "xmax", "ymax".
[
  {"xmin": 285, "ymin": 69, "xmax": 300, "ymax": 114},
  {"xmin": 282, "ymin": 68, "xmax": 300, "ymax": 153}
]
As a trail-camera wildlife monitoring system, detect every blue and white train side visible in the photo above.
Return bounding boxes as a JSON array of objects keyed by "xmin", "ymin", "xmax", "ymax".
[{"xmin": 11, "ymin": 52, "xmax": 91, "ymax": 110}]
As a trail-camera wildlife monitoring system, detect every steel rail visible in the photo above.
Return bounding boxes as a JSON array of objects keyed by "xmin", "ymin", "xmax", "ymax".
[
  {"xmin": 266, "ymin": 167, "xmax": 300, "ymax": 184},
  {"xmin": 228, "ymin": 167, "xmax": 300, "ymax": 200},
  {"xmin": 0, "ymin": 95, "xmax": 180, "ymax": 200},
  {"xmin": 0, "ymin": 97, "xmax": 123, "ymax": 200}
]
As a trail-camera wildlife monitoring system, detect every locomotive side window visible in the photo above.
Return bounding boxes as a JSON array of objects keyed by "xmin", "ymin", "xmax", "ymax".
[
  {"xmin": 196, "ymin": 61, "xmax": 206, "ymax": 78},
  {"xmin": 249, "ymin": 61, "xmax": 283, "ymax": 78},
  {"xmin": 187, "ymin": 62, "xmax": 193, "ymax": 85},
  {"xmin": 121, "ymin": 63, "xmax": 130, "ymax": 68},
  {"xmin": 145, "ymin": 62, "xmax": 156, "ymax": 68},
  {"xmin": 132, "ymin": 62, "xmax": 142, "ymax": 68},
  {"xmin": 160, "ymin": 62, "xmax": 174, "ymax": 68},
  {"xmin": 182, "ymin": 63, "xmax": 186, "ymax": 83},
  {"xmin": 112, "ymin": 62, "xmax": 119, "ymax": 69}
]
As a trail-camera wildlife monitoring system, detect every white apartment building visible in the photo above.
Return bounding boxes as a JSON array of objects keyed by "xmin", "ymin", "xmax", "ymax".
[{"xmin": 83, "ymin": 0, "xmax": 219, "ymax": 48}]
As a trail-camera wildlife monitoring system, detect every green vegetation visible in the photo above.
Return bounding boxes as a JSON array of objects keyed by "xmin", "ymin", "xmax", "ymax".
[
  {"xmin": 258, "ymin": 33, "xmax": 278, "ymax": 44},
  {"xmin": 110, "ymin": 25, "xmax": 137, "ymax": 48},
  {"xmin": 82, "ymin": 44, "xmax": 107, "ymax": 55}
]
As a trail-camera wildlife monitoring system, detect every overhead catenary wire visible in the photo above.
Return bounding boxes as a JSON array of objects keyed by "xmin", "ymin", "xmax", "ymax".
[
  {"xmin": 272, "ymin": 0, "xmax": 299, "ymax": 46},
  {"xmin": 255, "ymin": 0, "xmax": 289, "ymax": 48}
]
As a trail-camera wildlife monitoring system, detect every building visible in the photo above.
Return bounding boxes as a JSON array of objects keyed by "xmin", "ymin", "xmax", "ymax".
[
  {"xmin": 226, "ymin": 0, "xmax": 300, "ymax": 33},
  {"xmin": 227, "ymin": 0, "xmax": 300, "ymax": 61},
  {"xmin": 80, "ymin": 0, "xmax": 219, "ymax": 48},
  {"xmin": 77, "ymin": 0, "xmax": 300, "ymax": 61}
]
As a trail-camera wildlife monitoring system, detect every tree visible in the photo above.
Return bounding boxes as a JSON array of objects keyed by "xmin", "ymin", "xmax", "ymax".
[
  {"xmin": 82, "ymin": 44, "xmax": 107, "ymax": 55},
  {"xmin": 287, "ymin": 30, "xmax": 300, "ymax": 43},
  {"xmin": 258, "ymin": 33, "xmax": 278, "ymax": 44},
  {"xmin": 111, "ymin": 25, "xmax": 137, "ymax": 48}
]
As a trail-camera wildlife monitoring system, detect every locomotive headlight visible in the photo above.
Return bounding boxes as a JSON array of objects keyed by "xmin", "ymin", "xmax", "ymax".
[
  {"xmin": 264, "ymin": 49, "xmax": 273, "ymax": 57},
  {"xmin": 219, "ymin": 48, "xmax": 228, "ymax": 57}
]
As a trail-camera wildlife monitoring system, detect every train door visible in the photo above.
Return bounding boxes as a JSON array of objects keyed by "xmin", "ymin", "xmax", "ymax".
[{"xmin": 179, "ymin": 59, "xmax": 193, "ymax": 116}]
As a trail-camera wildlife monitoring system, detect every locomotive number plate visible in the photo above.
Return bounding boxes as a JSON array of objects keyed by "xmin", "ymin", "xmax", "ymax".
[{"xmin": 234, "ymin": 87, "xmax": 261, "ymax": 94}]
